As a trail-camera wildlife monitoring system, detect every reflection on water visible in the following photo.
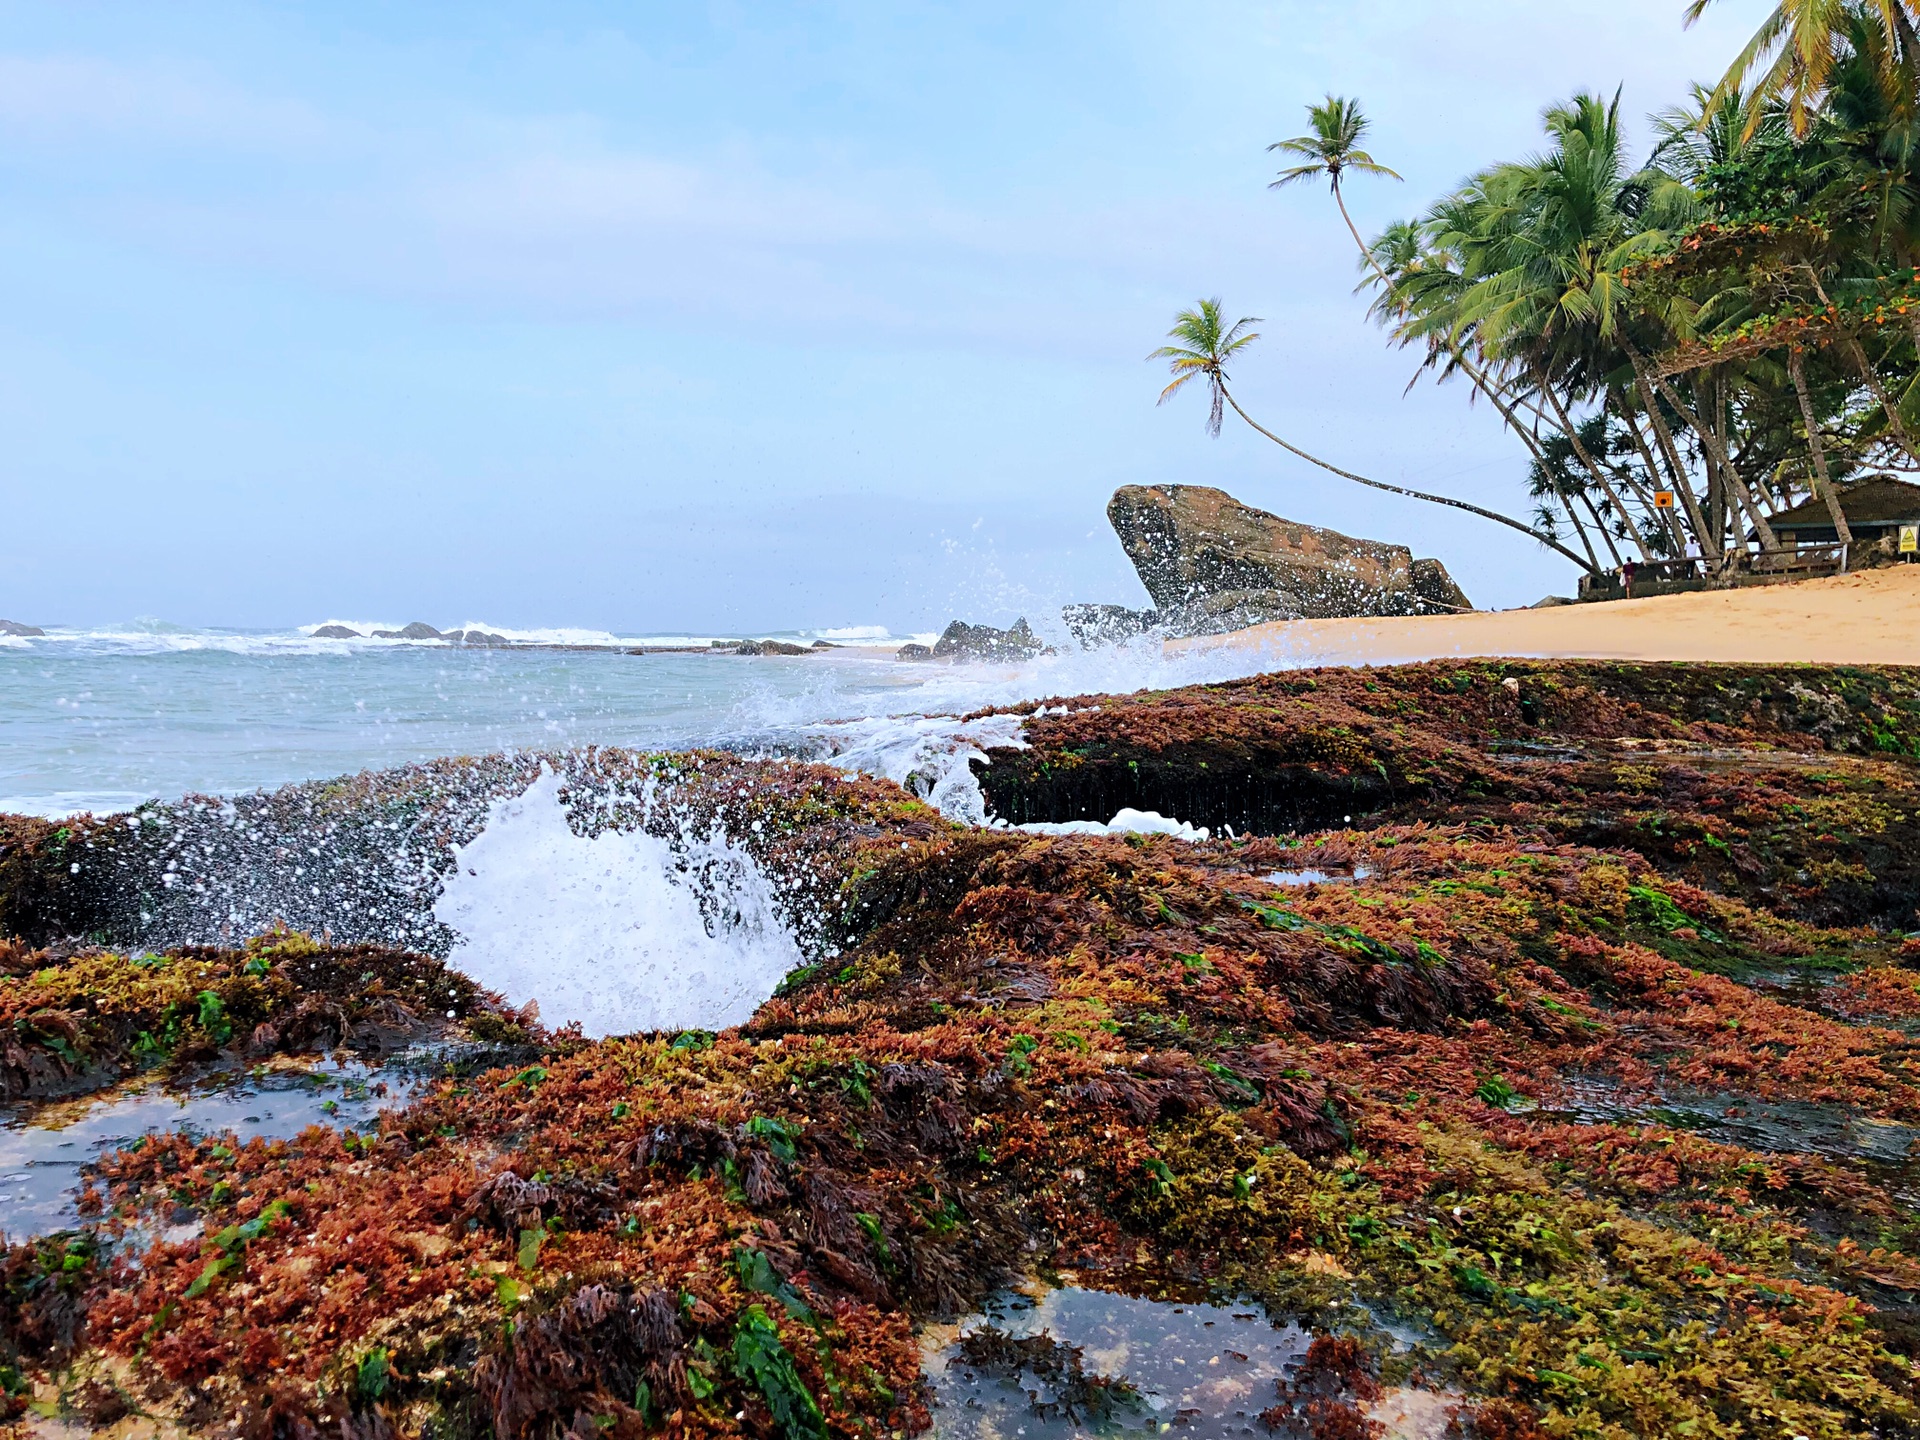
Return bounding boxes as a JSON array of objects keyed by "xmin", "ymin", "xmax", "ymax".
[
  {"xmin": 924, "ymin": 1286, "xmax": 1308, "ymax": 1438},
  {"xmin": 0, "ymin": 1058, "xmax": 419, "ymax": 1241},
  {"xmin": 923, "ymin": 1285, "xmax": 1455, "ymax": 1439},
  {"xmin": 1265, "ymin": 866, "xmax": 1374, "ymax": 888}
]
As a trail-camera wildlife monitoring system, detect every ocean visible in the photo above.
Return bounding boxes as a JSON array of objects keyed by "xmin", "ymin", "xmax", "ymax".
[{"xmin": 0, "ymin": 616, "xmax": 1295, "ymax": 819}]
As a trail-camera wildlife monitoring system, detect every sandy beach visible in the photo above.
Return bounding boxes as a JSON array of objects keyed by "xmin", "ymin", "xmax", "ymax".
[{"xmin": 1180, "ymin": 564, "xmax": 1920, "ymax": 667}]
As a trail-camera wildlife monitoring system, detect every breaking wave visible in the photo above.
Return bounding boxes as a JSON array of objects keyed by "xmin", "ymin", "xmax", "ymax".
[{"xmin": 434, "ymin": 769, "xmax": 802, "ymax": 1037}]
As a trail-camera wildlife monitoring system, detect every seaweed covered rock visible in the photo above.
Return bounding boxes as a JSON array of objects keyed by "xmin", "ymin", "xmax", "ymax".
[
  {"xmin": 4, "ymin": 664, "xmax": 1920, "ymax": 1436},
  {"xmin": 971, "ymin": 659, "xmax": 1920, "ymax": 927}
]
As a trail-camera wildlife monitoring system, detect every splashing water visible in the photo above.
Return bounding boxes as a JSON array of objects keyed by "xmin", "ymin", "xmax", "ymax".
[{"xmin": 433, "ymin": 769, "xmax": 803, "ymax": 1037}]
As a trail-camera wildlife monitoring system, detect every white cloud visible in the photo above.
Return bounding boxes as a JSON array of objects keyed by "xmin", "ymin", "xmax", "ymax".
[{"xmin": 0, "ymin": 53, "xmax": 333, "ymax": 150}]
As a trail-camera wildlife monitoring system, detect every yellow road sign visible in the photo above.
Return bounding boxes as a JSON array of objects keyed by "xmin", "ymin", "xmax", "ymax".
[{"xmin": 1902, "ymin": 524, "xmax": 1918, "ymax": 554}]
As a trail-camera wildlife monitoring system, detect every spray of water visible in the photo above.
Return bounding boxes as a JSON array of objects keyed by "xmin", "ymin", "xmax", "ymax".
[{"xmin": 433, "ymin": 769, "xmax": 801, "ymax": 1037}]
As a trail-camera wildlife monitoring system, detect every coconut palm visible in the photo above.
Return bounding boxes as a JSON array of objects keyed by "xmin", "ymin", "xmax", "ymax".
[
  {"xmin": 1149, "ymin": 298, "xmax": 1260, "ymax": 436},
  {"xmin": 1269, "ymin": 96, "xmax": 1403, "ymax": 267},
  {"xmin": 1151, "ymin": 302, "xmax": 1599, "ymax": 572},
  {"xmin": 1684, "ymin": 0, "xmax": 1920, "ymax": 135}
]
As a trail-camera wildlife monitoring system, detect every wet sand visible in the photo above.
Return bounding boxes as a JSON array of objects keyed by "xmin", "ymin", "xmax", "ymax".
[{"xmin": 1180, "ymin": 564, "xmax": 1920, "ymax": 667}]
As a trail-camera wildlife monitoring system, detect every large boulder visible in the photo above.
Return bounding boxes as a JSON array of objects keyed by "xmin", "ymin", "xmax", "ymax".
[
  {"xmin": 932, "ymin": 618, "xmax": 1047, "ymax": 662},
  {"xmin": 1106, "ymin": 485, "xmax": 1468, "ymax": 625},
  {"xmin": 311, "ymin": 625, "xmax": 362, "ymax": 640},
  {"xmin": 0, "ymin": 620, "xmax": 46, "ymax": 637},
  {"xmin": 1165, "ymin": 588, "xmax": 1303, "ymax": 635}
]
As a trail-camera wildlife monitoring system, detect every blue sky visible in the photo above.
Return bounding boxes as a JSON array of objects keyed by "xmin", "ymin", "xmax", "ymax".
[{"xmin": 0, "ymin": 1, "xmax": 1759, "ymax": 632}]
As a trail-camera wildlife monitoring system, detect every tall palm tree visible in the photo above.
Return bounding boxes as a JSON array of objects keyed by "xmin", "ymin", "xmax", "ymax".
[
  {"xmin": 1151, "ymin": 301, "xmax": 1599, "ymax": 573},
  {"xmin": 1684, "ymin": 0, "xmax": 1920, "ymax": 135},
  {"xmin": 1269, "ymin": 97, "xmax": 1403, "ymax": 266}
]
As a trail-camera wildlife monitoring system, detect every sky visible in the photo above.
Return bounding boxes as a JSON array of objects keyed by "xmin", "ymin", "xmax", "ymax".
[{"xmin": 0, "ymin": 1, "xmax": 1763, "ymax": 633}]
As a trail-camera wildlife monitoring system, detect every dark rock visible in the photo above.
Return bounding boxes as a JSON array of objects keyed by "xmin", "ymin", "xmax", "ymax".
[
  {"xmin": 1531, "ymin": 595, "xmax": 1578, "ymax": 609},
  {"xmin": 1162, "ymin": 588, "xmax": 1303, "ymax": 636},
  {"xmin": 933, "ymin": 618, "xmax": 1048, "ymax": 662},
  {"xmin": 372, "ymin": 622, "xmax": 445, "ymax": 641},
  {"xmin": 1107, "ymin": 484, "xmax": 1426, "ymax": 625},
  {"xmin": 448, "ymin": 630, "xmax": 511, "ymax": 646},
  {"xmin": 1061, "ymin": 604, "xmax": 1158, "ymax": 648},
  {"xmin": 810, "ymin": 640, "xmax": 838, "ymax": 649},
  {"xmin": 1410, "ymin": 558, "xmax": 1473, "ymax": 613},
  {"xmin": 733, "ymin": 640, "xmax": 809, "ymax": 656},
  {"xmin": 895, "ymin": 643, "xmax": 935, "ymax": 662},
  {"xmin": 0, "ymin": 620, "xmax": 46, "ymax": 637},
  {"xmin": 311, "ymin": 625, "xmax": 363, "ymax": 640}
]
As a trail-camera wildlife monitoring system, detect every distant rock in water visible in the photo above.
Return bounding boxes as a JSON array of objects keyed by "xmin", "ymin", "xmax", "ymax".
[
  {"xmin": 1104, "ymin": 485, "xmax": 1470, "ymax": 631},
  {"xmin": 933, "ymin": 618, "xmax": 1048, "ymax": 662},
  {"xmin": 372, "ymin": 621, "xmax": 445, "ymax": 640},
  {"xmin": 895, "ymin": 643, "xmax": 934, "ymax": 662},
  {"xmin": 0, "ymin": 620, "xmax": 45, "ymax": 637},
  {"xmin": 310, "ymin": 625, "xmax": 362, "ymax": 639},
  {"xmin": 732, "ymin": 639, "xmax": 810, "ymax": 656},
  {"xmin": 445, "ymin": 629, "xmax": 510, "ymax": 646}
]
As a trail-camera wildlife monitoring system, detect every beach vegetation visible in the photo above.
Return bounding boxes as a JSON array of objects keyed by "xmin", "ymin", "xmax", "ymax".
[{"xmin": 1165, "ymin": 8, "xmax": 1920, "ymax": 580}]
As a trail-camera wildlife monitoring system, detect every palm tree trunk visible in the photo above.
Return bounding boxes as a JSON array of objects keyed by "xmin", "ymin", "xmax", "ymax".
[
  {"xmin": 1535, "ymin": 376, "xmax": 1656, "ymax": 562},
  {"xmin": 1625, "ymin": 335, "xmax": 1780, "ymax": 553},
  {"xmin": 1620, "ymin": 401, "xmax": 1695, "ymax": 557},
  {"xmin": 1788, "ymin": 345, "xmax": 1854, "ymax": 549},
  {"xmin": 1218, "ymin": 387, "xmax": 1600, "ymax": 574},
  {"xmin": 1558, "ymin": 491, "xmax": 1606, "ymax": 570},
  {"xmin": 1577, "ymin": 490, "xmax": 1627, "ymax": 566}
]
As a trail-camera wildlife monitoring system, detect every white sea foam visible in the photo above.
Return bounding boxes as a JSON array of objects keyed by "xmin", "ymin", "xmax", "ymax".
[
  {"xmin": 811, "ymin": 625, "xmax": 891, "ymax": 640},
  {"xmin": 798, "ymin": 712, "xmax": 1029, "ymax": 825},
  {"xmin": 1017, "ymin": 808, "xmax": 1212, "ymax": 842},
  {"xmin": 433, "ymin": 769, "xmax": 802, "ymax": 1038}
]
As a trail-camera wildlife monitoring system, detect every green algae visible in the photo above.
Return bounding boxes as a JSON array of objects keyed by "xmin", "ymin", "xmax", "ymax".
[{"xmin": 0, "ymin": 663, "xmax": 1917, "ymax": 1435}]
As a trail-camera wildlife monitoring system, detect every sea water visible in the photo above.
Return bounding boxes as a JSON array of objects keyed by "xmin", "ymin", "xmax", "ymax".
[
  {"xmin": 0, "ymin": 618, "xmax": 1297, "ymax": 818},
  {"xmin": 1, "ymin": 617, "xmax": 1301, "ymax": 1036}
]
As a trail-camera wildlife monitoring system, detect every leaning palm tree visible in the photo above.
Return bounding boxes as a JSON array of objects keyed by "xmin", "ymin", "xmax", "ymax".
[
  {"xmin": 1683, "ymin": 0, "xmax": 1920, "ymax": 135},
  {"xmin": 1151, "ymin": 301, "xmax": 1598, "ymax": 573},
  {"xmin": 1269, "ymin": 96, "xmax": 1403, "ymax": 267},
  {"xmin": 1150, "ymin": 298, "xmax": 1260, "ymax": 436}
]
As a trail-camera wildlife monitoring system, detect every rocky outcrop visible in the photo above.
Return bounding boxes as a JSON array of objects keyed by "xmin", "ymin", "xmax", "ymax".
[
  {"xmin": 1105, "ymin": 485, "xmax": 1470, "ymax": 629},
  {"xmin": 933, "ymin": 618, "xmax": 1047, "ymax": 662},
  {"xmin": 1410, "ymin": 558, "xmax": 1471, "ymax": 613},
  {"xmin": 311, "ymin": 625, "xmax": 362, "ymax": 640},
  {"xmin": 0, "ymin": 620, "xmax": 45, "ymax": 637},
  {"xmin": 900, "ymin": 619, "xmax": 1049, "ymax": 663},
  {"xmin": 1061, "ymin": 604, "xmax": 1158, "ymax": 647},
  {"xmin": 732, "ymin": 639, "xmax": 810, "ymax": 656},
  {"xmin": 372, "ymin": 622, "xmax": 445, "ymax": 641},
  {"xmin": 445, "ymin": 629, "xmax": 510, "ymax": 646}
]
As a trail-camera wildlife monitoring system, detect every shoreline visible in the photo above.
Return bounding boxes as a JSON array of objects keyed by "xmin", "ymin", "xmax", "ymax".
[{"xmin": 1177, "ymin": 563, "xmax": 1920, "ymax": 667}]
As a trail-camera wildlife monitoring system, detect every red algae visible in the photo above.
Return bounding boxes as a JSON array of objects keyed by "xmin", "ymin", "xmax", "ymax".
[{"xmin": 0, "ymin": 662, "xmax": 1917, "ymax": 1437}]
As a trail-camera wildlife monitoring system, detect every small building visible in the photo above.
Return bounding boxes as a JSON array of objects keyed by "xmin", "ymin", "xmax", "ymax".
[{"xmin": 1770, "ymin": 475, "xmax": 1920, "ymax": 547}]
